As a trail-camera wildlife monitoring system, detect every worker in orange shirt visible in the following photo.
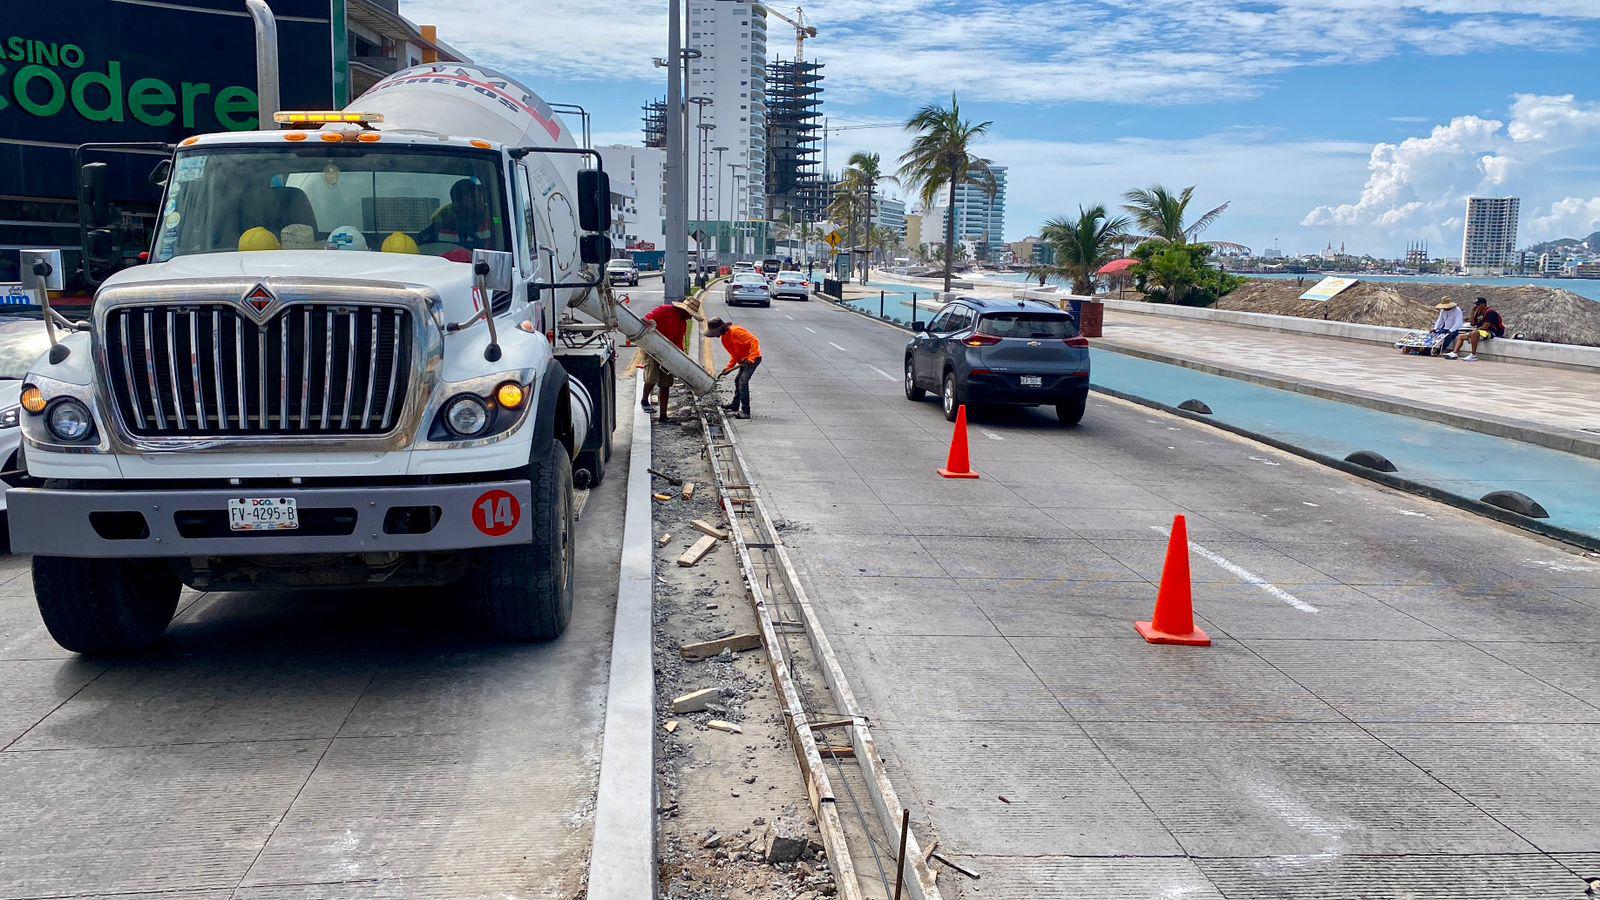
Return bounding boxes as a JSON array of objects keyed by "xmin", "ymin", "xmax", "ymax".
[{"xmin": 706, "ymin": 317, "xmax": 762, "ymax": 419}]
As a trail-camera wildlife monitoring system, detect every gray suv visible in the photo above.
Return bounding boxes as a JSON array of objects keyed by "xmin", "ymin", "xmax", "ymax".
[{"xmin": 904, "ymin": 297, "xmax": 1091, "ymax": 424}]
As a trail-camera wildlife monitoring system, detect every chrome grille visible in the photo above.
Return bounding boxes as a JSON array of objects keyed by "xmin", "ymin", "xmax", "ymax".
[{"xmin": 104, "ymin": 304, "xmax": 411, "ymax": 436}]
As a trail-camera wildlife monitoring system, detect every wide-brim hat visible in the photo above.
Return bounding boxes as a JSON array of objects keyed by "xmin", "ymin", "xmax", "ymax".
[
  {"xmin": 1433, "ymin": 300, "xmax": 1457, "ymax": 310},
  {"xmin": 671, "ymin": 295, "xmax": 704, "ymax": 319}
]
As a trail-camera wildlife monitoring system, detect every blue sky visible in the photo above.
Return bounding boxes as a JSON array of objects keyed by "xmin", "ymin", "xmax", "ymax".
[{"xmin": 406, "ymin": 0, "xmax": 1600, "ymax": 257}]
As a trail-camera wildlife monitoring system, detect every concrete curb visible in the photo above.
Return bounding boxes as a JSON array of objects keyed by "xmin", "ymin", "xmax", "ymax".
[
  {"xmin": 823, "ymin": 295, "xmax": 1600, "ymax": 553},
  {"xmin": 1093, "ymin": 383, "xmax": 1600, "ymax": 554},
  {"xmin": 1092, "ymin": 338, "xmax": 1600, "ymax": 461},
  {"xmin": 586, "ymin": 375, "xmax": 657, "ymax": 899}
]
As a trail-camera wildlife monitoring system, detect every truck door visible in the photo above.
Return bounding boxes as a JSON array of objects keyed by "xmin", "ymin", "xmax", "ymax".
[{"xmin": 515, "ymin": 161, "xmax": 557, "ymax": 338}]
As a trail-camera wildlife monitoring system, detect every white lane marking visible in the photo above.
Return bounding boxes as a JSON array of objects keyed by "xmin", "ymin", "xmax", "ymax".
[
  {"xmin": 1248, "ymin": 456, "xmax": 1281, "ymax": 466},
  {"xmin": 979, "ymin": 429, "xmax": 1005, "ymax": 441},
  {"xmin": 1151, "ymin": 526, "xmax": 1319, "ymax": 613},
  {"xmin": 828, "ymin": 341, "xmax": 848, "ymax": 352},
  {"xmin": 868, "ymin": 365, "xmax": 897, "ymax": 381},
  {"xmin": 1302, "ymin": 501, "xmax": 1319, "ymax": 507},
  {"xmin": 785, "ymin": 314, "xmax": 795, "ymax": 320},
  {"xmin": 804, "ymin": 326, "xmax": 817, "ymax": 333}
]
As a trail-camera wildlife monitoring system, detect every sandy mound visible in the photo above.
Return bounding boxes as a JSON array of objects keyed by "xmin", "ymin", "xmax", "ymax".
[{"xmin": 1214, "ymin": 280, "xmax": 1600, "ymax": 347}]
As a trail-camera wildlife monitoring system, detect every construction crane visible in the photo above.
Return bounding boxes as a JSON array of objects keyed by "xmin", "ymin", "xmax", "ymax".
[{"xmin": 763, "ymin": 5, "xmax": 817, "ymax": 61}]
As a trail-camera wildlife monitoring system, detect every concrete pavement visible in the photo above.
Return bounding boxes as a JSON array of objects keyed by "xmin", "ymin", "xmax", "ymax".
[
  {"xmin": 0, "ymin": 396, "xmax": 636, "ymax": 899},
  {"xmin": 702, "ymin": 290, "xmax": 1600, "ymax": 898}
]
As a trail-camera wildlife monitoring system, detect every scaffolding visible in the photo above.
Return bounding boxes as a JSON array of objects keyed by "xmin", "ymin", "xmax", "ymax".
[
  {"xmin": 765, "ymin": 59, "xmax": 825, "ymax": 224},
  {"xmin": 641, "ymin": 98, "xmax": 667, "ymax": 150}
]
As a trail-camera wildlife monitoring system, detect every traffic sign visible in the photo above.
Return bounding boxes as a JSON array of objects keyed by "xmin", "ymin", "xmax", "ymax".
[{"xmin": 824, "ymin": 231, "xmax": 842, "ymax": 249}]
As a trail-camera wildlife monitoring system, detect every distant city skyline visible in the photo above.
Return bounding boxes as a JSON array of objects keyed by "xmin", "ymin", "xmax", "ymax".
[{"xmin": 403, "ymin": 0, "xmax": 1600, "ymax": 255}]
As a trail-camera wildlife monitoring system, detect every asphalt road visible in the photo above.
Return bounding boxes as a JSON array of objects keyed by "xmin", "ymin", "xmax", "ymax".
[
  {"xmin": 0, "ymin": 394, "xmax": 635, "ymax": 898},
  {"xmin": 700, "ymin": 288, "xmax": 1600, "ymax": 899}
]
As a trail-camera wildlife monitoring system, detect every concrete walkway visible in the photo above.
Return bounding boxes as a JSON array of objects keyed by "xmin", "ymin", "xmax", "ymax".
[{"xmin": 704, "ymin": 290, "xmax": 1600, "ymax": 899}]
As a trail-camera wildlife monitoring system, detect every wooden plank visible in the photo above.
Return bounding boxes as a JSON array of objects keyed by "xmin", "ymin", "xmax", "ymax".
[
  {"xmin": 818, "ymin": 745, "xmax": 855, "ymax": 759},
  {"xmin": 676, "ymin": 535, "xmax": 717, "ymax": 567},
  {"xmin": 681, "ymin": 482, "xmax": 697, "ymax": 500},
  {"xmin": 671, "ymin": 688, "xmax": 718, "ymax": 713},
  {"xmin": 691, "ymin": 519, "xmax": 730, "ymax": 541},
  {"xmin": 657, "ymin": 533, "xmax": 673, "ymax": 547},
  {"xmin": 680, "ymin": 632, "xmax": 762, "ymax": 660}
]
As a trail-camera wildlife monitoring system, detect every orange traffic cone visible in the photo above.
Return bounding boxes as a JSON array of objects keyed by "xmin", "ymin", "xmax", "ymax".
[
  {"xmin": 1135, "ymin": 515, "xmax": 1211, "ymax": 646},
  {"xmin": 937, "ymin": 404, "xmax": 980, "ymax": 479}
]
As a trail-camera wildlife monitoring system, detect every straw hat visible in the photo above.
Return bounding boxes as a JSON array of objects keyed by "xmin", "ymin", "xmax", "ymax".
[
  {"xmin": 672, "ymin": 294, "xmax": 704, "ymax": 319},
  {"xmin": 1433, "ymin": 300, "xmax": 1457, "ymax": 310}
]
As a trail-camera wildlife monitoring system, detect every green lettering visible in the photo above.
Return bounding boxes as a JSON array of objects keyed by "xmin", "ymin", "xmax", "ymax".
[
  {"xmin": 128, "ymin": 76, "xmax": 175, "ymax": 127},
  {"xmin": 70, "ymin": 61, "xmax": 123, "ymax": 123},
  {"xmin": 214, "ymin": 84, "xmax": 255, "ymax": 130},
  {"xmin": 0, "ymin": 63, "xmax": 7, "ymax": 112},
  {"xmin": 5, "ymin": 38, "xmax": 23, "ymax": 62},
  {"xmin": 180, "ymin": 81, "xmax": 210, "ymax": 129},
  {"xmin": 13, "ymin": 65, "xmax": 65, "ymax": 118},
  {"xmin": 35, "ymin": 43, "xmax": 58, "ymax": 68},
  {"xmin": 61, "ymin": 44, "xmax": 85, "ymax": 68}
]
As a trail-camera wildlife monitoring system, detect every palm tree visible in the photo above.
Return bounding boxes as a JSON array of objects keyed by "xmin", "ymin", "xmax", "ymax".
[
  {"xmin": 1121, "ymin": 184, "xmax": 1228, "ymax": 246},
  {"xmin": 1039, "ymin": 205, "xmax": 1131, "ymax": 295},
  {"xmin": 843, "ymin": 152, "xmax": 896, "ymax": 283},
  {"xmin": 897, "ymin": 94, "xmax": 996, "ymax": 294}
]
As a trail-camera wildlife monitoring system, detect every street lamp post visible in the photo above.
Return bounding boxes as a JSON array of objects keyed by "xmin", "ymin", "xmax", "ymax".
[
  {"xmin": 663, "ymin": 0, "xmax": 686, "ymax": 302},
  {"xmin": 729, "ymin": 166, "xmax": 746, "ymax": 260},
  {"xmin": 687, "ymin": 96, "xmax": 712, "ymax": 285},
  {"xmin": 713, "ymin": 145, "xmax": 728, "ymax": 265}
]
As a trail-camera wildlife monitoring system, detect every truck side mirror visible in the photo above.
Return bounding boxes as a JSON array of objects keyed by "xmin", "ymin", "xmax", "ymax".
[
  {"xmin": 577, "ymin": 169, "xmax": 611, "ymax": 232},
  {"xmin": 148, "ymin": 159, "xmax": 172, "ymax": 189},
  {"xmin": 78, "ymin": 162, "xmax": 110, "ymax": 229},
  {"xmin": 580, "ymin": 235, "xmax": 611, "ymax": 266},
  {"xmin": 85, "ymin": 229, "xmax": 115, "ymax": 263},
  {"xmin": 471, "ymin": 249, "xmax": 515, "ymax": 292}
]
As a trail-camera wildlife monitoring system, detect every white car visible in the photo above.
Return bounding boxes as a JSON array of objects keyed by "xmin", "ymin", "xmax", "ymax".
[
  {"xmin": 605, "ymin": 258, "xmax": 639, "ymax": 285},
  {"xmin": 724, "ymin": 273, "xmax": 771, "ymax": 307},
  {"xmin": 0, "ymin": 311, "xmax": 53, "ymax": 519},
  {"xmin": 772, "ymin": 271, "xmax": 810, "ymax": 301}
]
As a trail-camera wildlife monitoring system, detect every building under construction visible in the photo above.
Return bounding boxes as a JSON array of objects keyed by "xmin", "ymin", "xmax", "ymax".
[
  {"xmin": 764, "ymin": 59, "xmax": 826, "ymax": 223},
  {"xmin": 641, "ymin": 99, "xmax": 667, "ymax": 150}
]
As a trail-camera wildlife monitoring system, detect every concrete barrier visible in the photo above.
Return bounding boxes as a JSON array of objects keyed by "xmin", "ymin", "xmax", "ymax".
[{"xmin": 1098, "ymin": 297, "xmax": 1600, "ymax": 373}]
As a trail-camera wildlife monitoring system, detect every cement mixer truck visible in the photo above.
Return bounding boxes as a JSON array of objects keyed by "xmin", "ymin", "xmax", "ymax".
[{"xmin": 6, "ymin": 62, "xmax": 713, "ymax": 654}]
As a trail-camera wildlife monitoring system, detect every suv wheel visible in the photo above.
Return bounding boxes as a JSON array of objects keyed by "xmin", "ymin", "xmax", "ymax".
[
  {"xmin": 942, "ymin": 372, "xmax": 964, "ymax": 421},
  {"xmin": 904, "ymin": 358, "xmax": 925, "ymax": 401},
  {"xmin": 1057, "ymin": 395, "xmax": 1087, "ymax": 426}
]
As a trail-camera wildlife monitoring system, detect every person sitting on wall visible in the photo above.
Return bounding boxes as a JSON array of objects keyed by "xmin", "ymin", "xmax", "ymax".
[
  {"xmin": 1430, "ymin": 300, "xmax": 1464, "ymax": 355},
  {"xmin": 1447, "ymin": 297, "xmax": 1505, "ymax": 361}
]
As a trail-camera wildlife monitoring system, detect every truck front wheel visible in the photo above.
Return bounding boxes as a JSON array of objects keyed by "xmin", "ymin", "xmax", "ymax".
[
  {"xmin": 33, "ymin": 557, "xmax": 182, "ymax": 654},
  {"xmin": 475, "ymin": 441, "xmax": 576, "ymax": 641}
]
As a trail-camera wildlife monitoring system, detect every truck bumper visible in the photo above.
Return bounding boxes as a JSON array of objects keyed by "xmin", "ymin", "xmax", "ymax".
[{"xmin": 6, "ymin": 480, "xmax": 533, "ymax": 559}]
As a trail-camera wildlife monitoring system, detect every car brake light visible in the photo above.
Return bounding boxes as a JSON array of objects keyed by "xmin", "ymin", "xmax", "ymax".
[
  {"xmin": 962, "ymin": 334, "xmax": 1002, "ymax": 347},
  {"xmin": 969, "ymin": 369, "xmax": 992, "ymax": 376},
  {"xmin": 1065, "ymin": 336, "xmax": 1090, "ymax": 348}
]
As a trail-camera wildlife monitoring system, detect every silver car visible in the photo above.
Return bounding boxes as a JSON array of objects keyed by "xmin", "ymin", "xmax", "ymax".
[
  {"xmin": 771, "ymin": 270, "xmax": 810, "ymax": 301},
  {"xmin": 725, "ymin": 273, "xmax": 771, "ymax": 307}
]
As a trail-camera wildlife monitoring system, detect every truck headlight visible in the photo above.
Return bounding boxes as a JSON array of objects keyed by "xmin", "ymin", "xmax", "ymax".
[
  {"xmin": 444, "ymin": 395, "xmax": 491, "ymax": 437},
  {"xmin": 46, "ymin": 398, "xmax": 95, "ymax": 442}
]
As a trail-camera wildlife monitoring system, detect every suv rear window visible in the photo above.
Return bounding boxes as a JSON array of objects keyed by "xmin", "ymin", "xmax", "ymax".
[{"xmin": 977, "ymin": 313, "xmax": 1079, "ymax": 339}]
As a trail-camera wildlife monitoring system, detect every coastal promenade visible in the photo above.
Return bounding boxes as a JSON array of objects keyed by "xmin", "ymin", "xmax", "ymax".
[{"xmin": 867, "ymin": 274, "xmax": 1600, "ymax": 454}]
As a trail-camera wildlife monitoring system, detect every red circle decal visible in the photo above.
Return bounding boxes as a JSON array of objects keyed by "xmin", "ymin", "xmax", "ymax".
[{"xmin": 472, "ymin": 489, "xmax": 521, "ymax": 537}]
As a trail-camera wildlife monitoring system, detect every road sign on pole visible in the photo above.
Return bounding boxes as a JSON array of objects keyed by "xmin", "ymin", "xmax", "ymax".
[{"xmin": 824, "ymin": 230, "xmax": 842, "ymax": 250}]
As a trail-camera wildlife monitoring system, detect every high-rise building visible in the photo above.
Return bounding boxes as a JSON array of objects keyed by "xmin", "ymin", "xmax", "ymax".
[
  {"xmin": 597, "ymin": 145, "xmax": 667, "ymax": 250},
  {"xmin": 875, "ymin": 196, "xmax": 907, "ymax": 238},
  {"xmin": 765, "ymin": 58, "xmax": 825, "ymax": 224},
  {"xmin": 641, "ymin": 99, "xmax": 667, "ymax": 150},
  {"xmin": 925, "ymin": 164, "xmax": 1008, "ymax": 258},
  {"xmin": 1460, "ymin": 197, "xmax": 1520, "ymax": 276},
  {"xmin": 687, "ymin": 0, "xmax": 768, "ymax": 251}
]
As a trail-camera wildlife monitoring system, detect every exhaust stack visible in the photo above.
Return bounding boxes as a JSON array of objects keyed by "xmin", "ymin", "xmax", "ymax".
[{"xmin": 246, "ymin": 0, "xmax": 281, "ymax": 127}]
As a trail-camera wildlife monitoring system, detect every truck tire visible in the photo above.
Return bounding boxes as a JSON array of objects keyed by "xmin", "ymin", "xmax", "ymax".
[
  {"xmin": 32, "ymin": 556, "xmax": 181, "ymax": 654},
  {"xmin": 476, "ymin": 441, "xmax": 575, "ymax": 641}
]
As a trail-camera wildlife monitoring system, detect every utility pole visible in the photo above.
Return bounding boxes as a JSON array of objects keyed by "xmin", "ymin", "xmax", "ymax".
[
  {"xmin": 714, "ymin": 145, "xmax": 728, "ymax": 265},
  {"xmin": 663, "ymin": 0, "xmax": 687, "ymax": 302}
]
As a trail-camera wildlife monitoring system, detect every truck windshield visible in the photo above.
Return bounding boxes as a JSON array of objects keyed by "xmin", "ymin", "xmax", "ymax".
[{"xmin": 153, "ymin": 145, "xmax": 511, "ymax": 263}]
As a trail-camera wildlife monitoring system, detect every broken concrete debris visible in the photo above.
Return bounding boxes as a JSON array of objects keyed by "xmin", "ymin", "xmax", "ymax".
[{"xmin": 761, "ymin": 817, "xmax": 808, "ymax": 864}]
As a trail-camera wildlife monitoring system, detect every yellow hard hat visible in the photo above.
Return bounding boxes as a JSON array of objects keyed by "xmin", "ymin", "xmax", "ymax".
[
  {"xmin": 238, "ymin": 226, "xmax": 281, "ymax": 252},
  {"xmin": 381, "ymin": 231, "xmax": 420, "ymax": 254}
]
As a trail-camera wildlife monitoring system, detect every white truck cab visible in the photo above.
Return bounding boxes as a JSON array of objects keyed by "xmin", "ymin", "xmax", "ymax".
[{"xmin": 8, "ymin": 64, "xmax": 710, "ymax": 654}]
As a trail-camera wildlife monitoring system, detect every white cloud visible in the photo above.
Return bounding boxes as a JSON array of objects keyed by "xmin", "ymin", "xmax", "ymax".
[
  {"xmin": 1528, "ymin": 197, "xmax": 1600, "ymax": 239},
  {"xmin": 1302, "ymin": 94, "xmax": 1600, "ymax": 250},
  {"xmin": 401, "ymin": 0, "xmax": 1595, "ymax": 105}
]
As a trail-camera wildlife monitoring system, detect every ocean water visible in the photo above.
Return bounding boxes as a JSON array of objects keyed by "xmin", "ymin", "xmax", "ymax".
[{"xmin": 980, "ymin": 269, "xmax": 1600, "ymax": 302}]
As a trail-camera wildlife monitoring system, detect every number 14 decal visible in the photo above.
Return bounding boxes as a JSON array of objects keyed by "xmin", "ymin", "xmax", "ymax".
[{"xmin": 472, "ymin": 489, "xmax": 521, "ymax": 537}]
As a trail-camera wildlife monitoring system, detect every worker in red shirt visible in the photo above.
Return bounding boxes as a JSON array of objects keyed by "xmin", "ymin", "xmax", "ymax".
[
  {"xmin": 706, "ymin": 317, "xmax": 762, "ymax": 419},
  {"xmin": 640, "ymin": 294, "xmax": 701, "ymax": 421}
]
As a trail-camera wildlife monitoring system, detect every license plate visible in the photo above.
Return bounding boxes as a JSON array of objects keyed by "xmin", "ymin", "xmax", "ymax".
[
  {"xmin": 228, "ymin": 496, "xmax": 300, "ymax": 531},
  {"xmin": 1020, "ymin": 375, "xmax": 1043, "ymax": 387}
]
